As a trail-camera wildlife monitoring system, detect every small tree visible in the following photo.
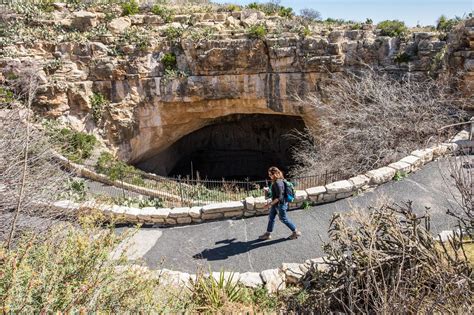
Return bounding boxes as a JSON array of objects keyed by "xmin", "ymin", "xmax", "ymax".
[{"xmin": 300, "ymin": 8, "xmax": 321, "ymax": 21}]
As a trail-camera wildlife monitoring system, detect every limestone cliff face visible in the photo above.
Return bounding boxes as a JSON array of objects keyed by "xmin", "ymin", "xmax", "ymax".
[{"xmin": 1, "ymin": 9, "xmax": 473, "ymax": 166}]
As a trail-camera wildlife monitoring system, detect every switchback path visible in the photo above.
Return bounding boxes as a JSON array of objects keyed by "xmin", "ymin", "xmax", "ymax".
[{"xmin": 117, "ymin": 157, "xmax": 471, "ymax": 273}]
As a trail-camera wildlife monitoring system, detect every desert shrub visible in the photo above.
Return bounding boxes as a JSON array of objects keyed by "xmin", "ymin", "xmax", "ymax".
[
  {"xmin": 90, "ymin": 92, "xmax": 109, "ymax": 125},
  {"xmin": 190, "ymin": 271, "xmax": 245, "ymax": 311},
  {"xmin": 246, "ymin": 1, "xmax": 282, "ymax": 15},
  {"xmin": 42, "ymin": 59, "xmax": 63, "ymax": 75},
  {"xmin": 323, "ymin": 17, "xmax": 355, "ymax": 25},
  {"xmin": 121, "ymin": 0, "xmax": 140, "ymax": 16},
  {"xmin": 394, "ymin": 51, "xmax": 411, "ymax": 63},
  {"xmin": 377, "ymin": 19, "xmax": 408, "ymax": 37},
  {"xmin": 0, "ymin": 87, "xmax": 14, "ymax": 106},
  {"xmin": 299, "ymin": 26, "xmax": 311, "ymax": 38},
  {"xmin": 226, "ymin": 4, "xmax": 241, "ymax": 12},
  {"xmin": 0, "ymin": 222, "xmax": 162, "ymax": 313},
  {"xmin": 278, "ymin": 6, "xmax": 293, "ymax": 18},
  {"xmin": 161, "ymin": 52, "xmax": 177, "ymax": 70},
  {"xmin": 46, "ymin": 125, "xmax": 97, "ymax": 163},
  {"xmin": 162, "ymin": 68, "xmax": 188, "ymax": 84},
  {"xmin": 117, "ymin": 26, "xmax": 151, "ymax": 51},
  {"xmin": 186, "ymin": 26, "xmax": 214, "ymax": 41},
  {"xmin": 151, "ymin": 4, "xmax": 174, "ymax": 23},
  {"xmin": 61, "ymin": 178, "xmax": 88, "ymax": 201},
  {"xmin": 290, "ymin": 69, "xmax": 465, "ymax": 177},
  {"xmin": 163, "ymin": 26, "xmax": 184, "ymax": 42},
  {"xmin": 365, "ymin": 18, "xmax": 373, "ymax": 24},
  {"xmin": 95, "ymin": 152, "xmax": 144, "ymax": 186},
  {"xmin": 286, "ymin": 204, "xmax": 473, "ymax": 313},
  {"xmin": 436, "ymin": 15, "xmax": 462, "ymax": 32},
  {"xmin": 300, "ymin": 8, "xmax": 321, "ymax": 21},
  {"xmin": 247, "ymin": 24, "xmax": 267, "ymax": 39}
]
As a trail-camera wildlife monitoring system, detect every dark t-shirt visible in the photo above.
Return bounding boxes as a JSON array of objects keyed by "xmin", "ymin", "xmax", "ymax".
[{"xmin": 270, "ymin": 179, "xmax": 285, "ymax": 204}]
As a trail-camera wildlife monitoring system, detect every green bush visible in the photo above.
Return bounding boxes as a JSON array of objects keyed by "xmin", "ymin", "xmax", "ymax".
[
  {"xmin": 161, "ymin": 52, "xmax": 177, "ymax": 71},
  {"xmin": 226, "ymin": 4, "xmax": 241, "ymax": 12},
  {"xmin": 61, "ymin": 178, "xmax": 88, "ymax": 201},
  {"xmin": 163, "ymin": 26, "xmax": 184, "ymax": 42},
  {"xmin": 121, "ymin": 0, "xmax": 140, "ymax": 16},
  {"xmin": 90, "ymin": 92, "xmax": 109, "ymax": 125},
  {"xmin": 118, "ymin": 26, "xmax": 151, "ymax": 51},
  {"xmin": 278, "ymin": 7, "xmax": 293, "ymax": 18},
  {"xmin": 0, "ymin": 223, "xmax": 161, "ymax": 313},
  {"xmin": 151, "ymin": 5, "xmax": 174, "ymax": 23},
  {"xmin": 95, "ymin": 152, "xmax": 144, "ymax": 186},
  {"xmin": 436, "ymin": 15, "xmax": 461, "ymax": 32},
  {"xmin": 299, "ymin": 26, "xmax": 311, "ymax": 38},
  {"xmin": 46, "ymin": 125, "xmax": 97, "ymax": 163},
  {"xmin": 247, "ymin": 24, "xmax": 267, "ymax": 39},
  {"xmin": 0, "ymin": 87, "xmax": 14, "ymax": 105},
  {"xmin": 394, "ymin": 52, "xmax": 411, "ymax": 63},
  {"xmin": 377, "ymin": 20, "xmax": 408, "ymax": 37}
]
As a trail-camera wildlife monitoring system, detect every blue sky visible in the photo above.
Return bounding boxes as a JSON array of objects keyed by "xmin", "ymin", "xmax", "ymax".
[{"xmin": 213, "ymin": 0, "xmax": 473, "ymax": 26}]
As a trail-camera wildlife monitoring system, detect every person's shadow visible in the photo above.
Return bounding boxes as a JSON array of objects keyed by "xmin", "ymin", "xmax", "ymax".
[{"xmin": 192, "ymin": 237, "xmax": 288, "ymax": 261}]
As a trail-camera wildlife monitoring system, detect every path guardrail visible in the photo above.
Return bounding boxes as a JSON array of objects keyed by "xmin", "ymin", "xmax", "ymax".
[{"xmin": 81, "ymin": 162, "xmax": 344, "ymax": 207}]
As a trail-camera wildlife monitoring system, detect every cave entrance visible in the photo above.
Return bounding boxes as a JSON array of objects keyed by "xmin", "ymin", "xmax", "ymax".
[{"xmin": 136, "ymin": 114, "xmax": 306, "ymax": 180}]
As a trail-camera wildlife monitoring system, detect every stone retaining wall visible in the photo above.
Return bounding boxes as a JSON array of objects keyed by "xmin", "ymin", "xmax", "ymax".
[{"xmin": 55, "ymin": 129, "xmax": 471, "ymax": 226}]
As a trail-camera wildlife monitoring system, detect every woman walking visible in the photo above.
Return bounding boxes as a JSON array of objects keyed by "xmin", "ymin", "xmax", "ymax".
[{"xmin": 258, "ymin": 166, "xmax": 302, "ymax": 240}]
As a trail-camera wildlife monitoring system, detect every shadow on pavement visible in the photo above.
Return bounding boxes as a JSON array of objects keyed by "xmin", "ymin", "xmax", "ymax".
[{"xmin": 192, "ymin": 237, "xmax": 289, "ymax": 261}]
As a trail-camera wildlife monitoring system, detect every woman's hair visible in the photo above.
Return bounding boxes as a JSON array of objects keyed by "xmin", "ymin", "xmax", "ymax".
[{"xmin": 268, "ymin": 166, "xmax": 284, "ymax": 180}]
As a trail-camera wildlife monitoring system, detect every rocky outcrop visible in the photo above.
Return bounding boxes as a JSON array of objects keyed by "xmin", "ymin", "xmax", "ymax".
[{"xmin": 1, "ymin": 9, "xmax": 472, "ymax": 166}]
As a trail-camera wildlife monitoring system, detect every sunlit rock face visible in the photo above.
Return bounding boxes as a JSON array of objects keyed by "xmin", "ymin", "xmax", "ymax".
[
  {"xmin": 136, "ymin": 114, "xmax": 306, "ymax": 180},
  {"xmin": 3, "ymin": 8, "xmax": 472, "ymax": 178}
]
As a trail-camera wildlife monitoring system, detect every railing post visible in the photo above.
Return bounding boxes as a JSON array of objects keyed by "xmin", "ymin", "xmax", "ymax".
[
  {"xmin": 324, "ymin": 170, "xmax": 328, "ymax": 185},
  {"xmin": 469, "ymin": 117, "xmax": 474, "ymax": 141},
  {"xmin": 178, "ymin": 176, "xmax": 184, "ymax": 207}
]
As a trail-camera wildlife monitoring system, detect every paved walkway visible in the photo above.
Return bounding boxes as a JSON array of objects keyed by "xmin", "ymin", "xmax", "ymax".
[{"xmin": 117, "ymin": 157, "xmax": 470, "ymax": 273}]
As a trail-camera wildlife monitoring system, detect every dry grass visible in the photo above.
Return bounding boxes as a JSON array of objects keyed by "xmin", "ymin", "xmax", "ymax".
[{"xmin": 284, "ymin": 203, "xmax": 474, "ymax": 313}]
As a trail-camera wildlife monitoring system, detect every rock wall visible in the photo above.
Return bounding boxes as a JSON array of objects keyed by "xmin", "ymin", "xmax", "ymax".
[{"xmin": 1, "ymin": 9, "xmax": 473, "ymax": 166}]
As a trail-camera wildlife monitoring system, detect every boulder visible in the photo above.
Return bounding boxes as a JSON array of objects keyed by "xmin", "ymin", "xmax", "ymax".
[
  {"xmin": 281, "ymin": 263, "xmax": 305, "ymax": 284},
  {"xmin": 108, "ymin": 17, "xmax": 132, "ymax": 34},
  {"xmin": 71, "ymin": 10, "xmax": 98, "ymax": 32},
  {"xmin": 260, "ymin": 269, "xmax": 286, "ymax": 293},
  {"xmin": 239, "ymin": 272, "xmax": 263, "ymax": 288},
  {"xmin": 157, "ymin": 269, "xmax": 191, "ymax": 287}
]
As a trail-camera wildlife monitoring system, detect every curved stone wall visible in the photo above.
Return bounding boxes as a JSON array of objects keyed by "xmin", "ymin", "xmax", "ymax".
[{"xmin": 54, "ymin": 129, "xmax": 471, "ymax": 226}]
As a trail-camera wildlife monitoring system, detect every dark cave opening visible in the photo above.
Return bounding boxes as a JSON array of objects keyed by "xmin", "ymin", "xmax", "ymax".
[{"xmin": 136, "ymin": 114, "xmax": 306, "ymax": 180}]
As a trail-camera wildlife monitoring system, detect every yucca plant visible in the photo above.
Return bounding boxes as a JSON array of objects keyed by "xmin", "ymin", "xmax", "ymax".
[{"xmin": 190, "ymin": 270, "xmax": 244, "ymax": 311}]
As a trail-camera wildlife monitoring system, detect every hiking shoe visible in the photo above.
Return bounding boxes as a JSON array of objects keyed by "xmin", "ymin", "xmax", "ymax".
[
  {"xmin": 258, "ymin": 232, "xmax": 272, "ymax": 240},
  {"xmin": 289, "ymin": 230, "xmax": 302, "ymax": 240}
]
